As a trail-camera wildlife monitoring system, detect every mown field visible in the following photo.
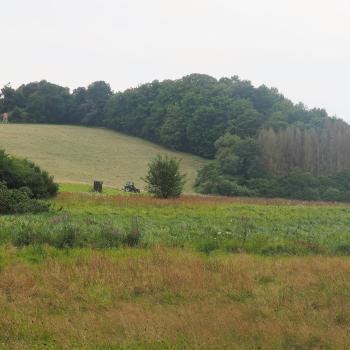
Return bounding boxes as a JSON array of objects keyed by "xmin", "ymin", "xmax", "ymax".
[
  {"xmin": 0, "ymin": 124, "xmax": 206, "ymax": 192},
  {"xmin": 1, "ymin": 188, "xmax": 350, "ymax": 348}
]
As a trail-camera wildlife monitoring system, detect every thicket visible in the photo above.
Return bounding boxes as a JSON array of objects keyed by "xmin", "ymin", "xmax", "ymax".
[
  {"xmin": 0, "ymin": 150, "xmax": 58, "ymax": 198},
  {"xmin": 0, "ymin": 150, "xmax": 56, "ymax": 214},
  {"xmin": 0, "ymin": 183, "xmax": 50, "ymax": 214},
  {"xmin": 194, "ymin": 133, "xmax": 350, "ymax": 201}
]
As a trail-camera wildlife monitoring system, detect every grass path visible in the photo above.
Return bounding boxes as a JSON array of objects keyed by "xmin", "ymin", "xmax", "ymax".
[{"xmin": 0, "ymin": 124, "xmax": 207, "ymax": 192}]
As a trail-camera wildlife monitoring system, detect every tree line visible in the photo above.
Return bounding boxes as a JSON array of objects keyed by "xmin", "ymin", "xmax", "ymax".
[
  {"xmin": 0, "ymin": 80, "xmax": 112, "ymax": 126},
  {"xmin": 194, "ymin": 132, "xmax": 350, "ymax": 202},
  {"xmin": 2, "ymin": 74, "xmax": 350, "ymax": 201},
  {"xmin": 259, "ymin": 120, "xmax": 350, "ymax": 176},
  {"xmin": 0, "ymin": 74, "xmax": 332, "ymax": 159}
]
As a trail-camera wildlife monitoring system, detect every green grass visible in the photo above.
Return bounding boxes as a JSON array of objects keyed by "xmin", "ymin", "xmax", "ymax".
[
  {"xmin": 0, "ymin": 190, "xmax": 349, "ymax": 256},
  {"xmin": 0, "ymin": 189, "xmax": 350, "ymax": 348},
  {"xmin": 59, "ymin": 183, "xmax": 127, "ymax": 195},
  {"xmin": 0, "ymin": 124, "xmax": 207, "ymax": 192}
]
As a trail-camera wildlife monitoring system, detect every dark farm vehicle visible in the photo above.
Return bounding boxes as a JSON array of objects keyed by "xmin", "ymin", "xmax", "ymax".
[{"xmin": 123, "ymin": 181, "xmax": 140, "ymax": 193}]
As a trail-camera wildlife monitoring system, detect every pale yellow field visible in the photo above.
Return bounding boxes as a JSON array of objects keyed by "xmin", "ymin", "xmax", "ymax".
[{"xmin": 0, "ymin": 124, "xmax": 207, "ymax": 192}]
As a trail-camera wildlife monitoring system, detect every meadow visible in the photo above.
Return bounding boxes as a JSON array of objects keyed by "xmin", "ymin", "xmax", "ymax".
[
  {"xmin": 0, "ymin": 124, "xmax": 206, "ymax": 192},
  {"xmin": 2, "ymin": 186, "xmax": 350, "ymax": 256},
  {"xmin": 0, "ymin": 188, "xmax": 349, "ymax": 348}
]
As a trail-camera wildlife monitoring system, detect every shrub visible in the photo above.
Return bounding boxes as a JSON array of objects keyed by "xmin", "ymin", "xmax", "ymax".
[
  {"xmin": 195, "ymin": 164, "xmax": 256, "ymax": 197},
  {"xmin": 0, "ymin": 183, "xmax": 50, "ymax": 214},
  {"xmin": 321, "ymin": 187, "xmax": 342, "ymax": 202},
  {"xmin": 246, "ymin": 178, "xmax": 280, "ymax": 198},
  {"xmin": 0, "ymin": 150, "xmax": 58, "ymax": 198},
  {"xmin": 143, "ymin": 155, "xmax": 186, "ymax": 198}
]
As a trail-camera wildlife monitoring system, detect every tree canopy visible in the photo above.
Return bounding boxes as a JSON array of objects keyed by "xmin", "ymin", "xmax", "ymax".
[
  {"xmin": 1, "ymin": 74, "xmax": 334, "ymax": 159},
  {"xmin": 2, "ymin": 74, "xmax": 350, "ymax": 201}
]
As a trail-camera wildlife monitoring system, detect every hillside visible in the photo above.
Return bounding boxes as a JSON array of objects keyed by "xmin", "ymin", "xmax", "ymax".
[
  {"xmin": 0, "ymin": 124, "xmax": 206, "ymax": 192},
  {"xmin": 2, "ymin": 75, "xmax": 350, "ymax": 201}
]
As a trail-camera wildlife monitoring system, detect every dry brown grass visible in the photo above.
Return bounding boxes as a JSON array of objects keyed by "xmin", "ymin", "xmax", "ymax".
[
  {"xmin": 1, "ymin": 248, "xmax": 350, "ymax": 349},
  {"xmin": 58, "ymin": 191, "xmax": 350, "ymax": 208}
]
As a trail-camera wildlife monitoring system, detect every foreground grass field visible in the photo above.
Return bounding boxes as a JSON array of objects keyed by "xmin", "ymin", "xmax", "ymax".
[
  {"xmin": 2, "ymin": 190, "xmax": 348, "ymax": 255},
  {"xmin": 1, "ymin": 189, "xmax": 350, "ymax": 348},
  {"xmin": 1, "ymin": 247, "xmax": 350, "ymax": 349},
  {"xmin": 0, "ymin": 124, "xmax": 206, "ymax": 192}
]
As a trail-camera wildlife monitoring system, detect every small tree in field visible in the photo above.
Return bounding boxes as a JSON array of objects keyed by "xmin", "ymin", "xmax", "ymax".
[{"xmin": 144, "ymin": 155, "xmax": 186, "ymax": 198}]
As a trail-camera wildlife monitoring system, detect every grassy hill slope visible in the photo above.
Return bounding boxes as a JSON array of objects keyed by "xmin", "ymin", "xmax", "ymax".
[{"xmin": 0, "ymin": 124, "xmax": 207, "ymax": 192}]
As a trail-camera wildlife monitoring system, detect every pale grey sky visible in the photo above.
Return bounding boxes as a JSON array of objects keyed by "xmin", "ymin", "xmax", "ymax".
[{"xmin": 1, "ymin": 0, "xmax": 349, "ymax": 121}]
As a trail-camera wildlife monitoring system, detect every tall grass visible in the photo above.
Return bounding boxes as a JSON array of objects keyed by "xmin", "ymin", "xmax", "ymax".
[
  {"xmin": 0, "ymin": 190, "xmax": 349, "ymax": 348},
  {"xmin": 0, "ymin": 192, "xmax": 350, "ymax": 255},
  {"xmin": 0, "ymin": 247, "xmax": 349, "ymax": 349}
]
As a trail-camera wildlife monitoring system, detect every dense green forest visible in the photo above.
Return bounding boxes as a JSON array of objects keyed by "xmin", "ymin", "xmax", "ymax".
[
  {"xmin": 1, "ymin": 74, "xmax": 350, "ymax": 201},
  {"xmin": 0, "ymin": 74, "xmax": 334, "ymax": 158}
]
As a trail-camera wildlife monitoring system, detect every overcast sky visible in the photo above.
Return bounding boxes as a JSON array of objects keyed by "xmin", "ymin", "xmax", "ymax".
[{"xmin": 1, "ymin": 0, "xmax": 349, "ymax": 121}]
